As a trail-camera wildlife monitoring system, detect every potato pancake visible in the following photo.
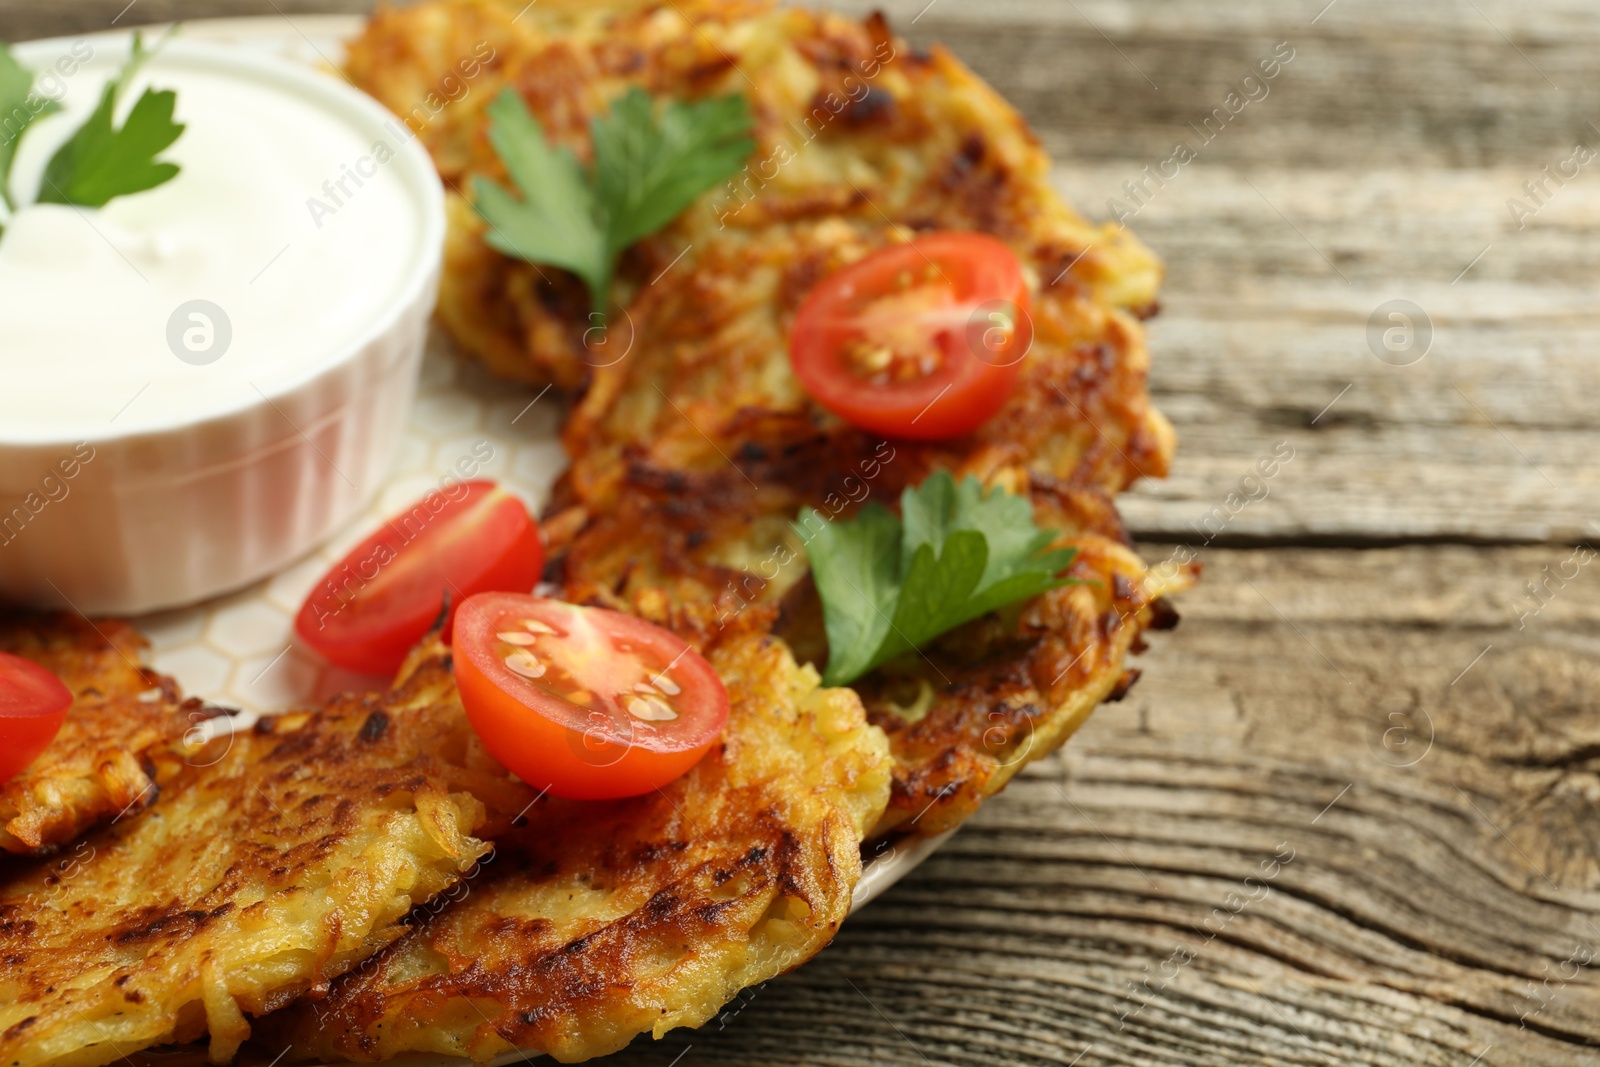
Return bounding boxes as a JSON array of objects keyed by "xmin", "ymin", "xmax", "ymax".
[
  {"xmin": 346, "ymin": 0, "xmax": 1164, "ymax": 400},
  {"xmin": 545, "ymin": 452, "xmax": 1190, "ymax": 836},
  {"xmin": 0, "ymin": 641, "xmax": 518, "ymax": 1067},
  {"xmin": 0, "ymin": 615, "xmax": 197, "ymax": 856},
  {"xmin": 262, "ymin": 618, "xmax": 890, "ymax": 1064}
]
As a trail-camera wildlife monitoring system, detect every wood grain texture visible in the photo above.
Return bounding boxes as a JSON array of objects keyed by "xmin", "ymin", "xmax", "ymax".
[
  {"xmin": 0, "ymin": 0, "xmax": 371, "ymax": 37},
  {"xmin": 1073, "ymin": 164, "xmax": 1600, "ymax": 545},
  {"xmin": 5, "ymin": 2, "xmax": 1598, "ymax": 1065}
]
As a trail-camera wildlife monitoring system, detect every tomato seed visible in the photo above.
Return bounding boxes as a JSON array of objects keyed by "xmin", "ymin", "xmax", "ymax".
[
  {"xmin": 626, "ymin": 694, "xmax": 678, "ymax": 722},
  {"xmin": 504, "ymin": 650, "xmax": 546, "ymax": 678}
]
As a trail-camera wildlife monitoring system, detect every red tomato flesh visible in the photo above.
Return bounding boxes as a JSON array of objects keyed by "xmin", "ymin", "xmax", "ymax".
[
  {"xmin": 296, "ymin": 481, "xmax": 544, "ymax": 676},
  {"xmin": 0, "ymin": 651, "xmax": 73, "ymax": 785},
  {"xmin": 453, "ymin": 593, "xmax": 729, "ymax": 800},
  {"xmin": 788, "ymin": 232, "xmax": 1033, "ymax": 440}
]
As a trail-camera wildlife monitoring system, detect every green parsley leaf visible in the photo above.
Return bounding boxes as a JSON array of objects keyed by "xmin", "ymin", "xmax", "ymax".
[
  {"xmin": 473, "ymin": 86, "xmax": 755, "ymax": 315},
  {"xmin": 804, "ymin": 502, "xmax": 902, "ymax": 683},
  {"xmin": 591, "ymin": 89, "xmax": 757, "ymax": 249},
  {"xmin": 0, "ymin": 42, "xmax": 59, "ymax": 211},
  {"xmin": 800, "ymin": 471, "xmax": 1077, "ymax": 687},
  {"xmin": 37, "ymin": 30, "xmax": 185, "ymax": 209},
  {"xmin": 472, "ymin": 90, "xmax": 607, "ymax": 307}
]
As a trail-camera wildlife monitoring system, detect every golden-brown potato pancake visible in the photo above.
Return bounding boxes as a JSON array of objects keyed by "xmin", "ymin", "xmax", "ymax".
[
  {"xmin": 346, "ymin": 0, "xmax": 1165, "ymax": 412},
  {"xmin": 845, "ymin": 486, "xmax": 1190, "ymax": 835},
  {"xmin": 0, "ymin": 615, "xmax": 197, "ymax": 856},
  {"xmin": 544, "ymin": 457, "xmax": 1191, "ymax": 836},
  {"xmin": 262, "ymin": 619, "xmax": 890, "ymax": 1064},
  {"xmin": 0, "ymin": 642, "xmax": 518, "ymax": 1067}
]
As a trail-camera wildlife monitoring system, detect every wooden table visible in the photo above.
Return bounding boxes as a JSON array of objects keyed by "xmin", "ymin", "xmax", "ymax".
[{"xmin": 8, "ymin": 1, "xmax": 1599, "ymax": 1063}]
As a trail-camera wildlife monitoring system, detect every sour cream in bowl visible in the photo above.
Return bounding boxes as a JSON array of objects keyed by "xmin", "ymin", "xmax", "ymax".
[{"xmin": 0, "ymin": 32, "xmax": 444, "ymax": 614}]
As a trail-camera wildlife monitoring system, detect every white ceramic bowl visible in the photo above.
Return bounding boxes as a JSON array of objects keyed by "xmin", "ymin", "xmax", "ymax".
[{"xmin": 0, "ymin": 35, "xmax": 444, "ymax": 615}]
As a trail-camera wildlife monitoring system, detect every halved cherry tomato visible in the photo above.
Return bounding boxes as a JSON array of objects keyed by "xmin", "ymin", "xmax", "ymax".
[
  {"xmin": 788, "ymin": 231, "xmax": 1034, "ymax": 440},
  {"xmin": 453, "ymin": 592, "xmax": 729, "ymax": 800},
  {"xmin": 0, "ymin": 652, "xmax": 73, "ymax": 784},
  {"xmin": 296, "ymin": 481, "xmax": 544, "ymax": 676}
]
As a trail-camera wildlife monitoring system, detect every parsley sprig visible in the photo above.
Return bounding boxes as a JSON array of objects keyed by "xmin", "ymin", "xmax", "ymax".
[
  {"xmin": 0, "ymin": 31, "xmax": 185, "ymax": 228},
  {"xmin": 473, "ymin": 87, "xmax": 755, "ymax": 315},
  {"xmin": 39, "ymin": 31, "xmax": 184, "ymax": 208},
  {"xmin": 801, "ymin": 472, "xmax": 1078, "ymax": 687}
]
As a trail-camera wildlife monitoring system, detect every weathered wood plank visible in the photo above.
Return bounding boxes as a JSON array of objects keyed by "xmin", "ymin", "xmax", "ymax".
[
  {"xmin": 1068, "ymin": 162, "xmax": 1600, "ymax": 544},
  {"xmin": 0, "ymin": 0, "xmax": 371, "ymax": 39},
  {"xmin": 844, "ymin": 0, "xmax": 1600, "ymax": 169},
  {"xmin": 590, "ymin": 544, "xmax": 1600, "ymax": 1066}
]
